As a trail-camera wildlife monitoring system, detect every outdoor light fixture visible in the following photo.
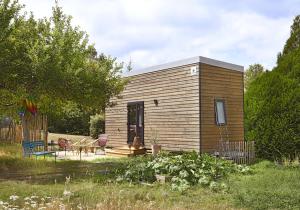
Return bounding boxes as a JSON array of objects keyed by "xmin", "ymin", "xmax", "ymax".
[{"xmin": 154, "ymin": 99, "xmax": 158, "ymax": 106}]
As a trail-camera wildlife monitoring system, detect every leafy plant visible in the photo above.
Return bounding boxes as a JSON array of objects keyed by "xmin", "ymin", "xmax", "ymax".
[
  {"xmin": 89, "ymin": 114, "xmax": 105, "ymax": 138},
  {"xmin": 117, "ymin": 152, "xmax": 252, "ymax": 192}
]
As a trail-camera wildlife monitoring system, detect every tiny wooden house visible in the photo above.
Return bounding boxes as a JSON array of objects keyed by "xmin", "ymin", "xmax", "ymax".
[{"xmin": 105, "ymin": 56, "xmax": 244, "ymax": 153}]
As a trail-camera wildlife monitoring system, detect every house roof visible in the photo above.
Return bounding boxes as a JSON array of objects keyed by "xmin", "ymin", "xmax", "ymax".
[{"xmin": 126, "ymin": 56, "xmax": 244, "ymax": 76}]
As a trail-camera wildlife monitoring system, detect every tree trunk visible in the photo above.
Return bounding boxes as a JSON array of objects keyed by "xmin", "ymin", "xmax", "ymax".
[{"xmin": 21, "ymin": 115, "xmax": 30, "ymax": 141}]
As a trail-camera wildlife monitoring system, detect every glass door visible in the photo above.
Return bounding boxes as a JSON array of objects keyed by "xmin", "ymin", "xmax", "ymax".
[{"xmin": 127, "ymin": 101, "xmax": 144, "ymax": 145}]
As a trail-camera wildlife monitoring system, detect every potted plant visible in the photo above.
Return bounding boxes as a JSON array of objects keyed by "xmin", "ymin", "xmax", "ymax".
[
  {"xmin": 150, "ymin": 128, "xmax": 161, "ymax": 155},
  {"xmin": 132, "ymin": 135, "xmax": 141, "ymax": 149}
]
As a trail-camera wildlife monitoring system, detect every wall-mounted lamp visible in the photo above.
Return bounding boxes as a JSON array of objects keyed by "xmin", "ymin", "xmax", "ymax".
[{"xmin": 154, "ymin": 99, "xmax": 159, "ymax": 106}]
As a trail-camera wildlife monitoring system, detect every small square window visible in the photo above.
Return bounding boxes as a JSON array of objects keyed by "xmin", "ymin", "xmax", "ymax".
[{"xmin": 215, "ymin": 99, "xmax": 226, "ymax": 125}]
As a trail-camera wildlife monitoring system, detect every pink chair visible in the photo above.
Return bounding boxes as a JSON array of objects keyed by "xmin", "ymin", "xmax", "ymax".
[
  {"xmin": 58, "ymin": 138, "xmax": 72, "ymax": 156},
  {"xmin": 98, "ymin": 134, "xmax": 108, "ymax": 147},
  {"xmin": 90, "ymin": 134, "xmax": 108, "ymax": 155}
]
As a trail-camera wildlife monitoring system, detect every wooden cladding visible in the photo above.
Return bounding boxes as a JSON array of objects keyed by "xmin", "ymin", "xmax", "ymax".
[
  {"xmin": 200, "ymin": 63, "xmax": 244, "ymax": 153},
  {"xmin": 106, "ymin": 64, "xmax": 200, "ymax": 151},
  {"xmin": 105, "ymin": 61, "xmax": 244, "ymax": 153}
]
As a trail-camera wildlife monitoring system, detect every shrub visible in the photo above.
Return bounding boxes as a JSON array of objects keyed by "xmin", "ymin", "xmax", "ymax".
[
  {"xmin": 245, "ymin": 59, "xmax": 300, "ymax": 160},
  {"xmin": 48, "ymin": 102, "xmax": 91, "ymax": 136},
  {"xmin": 117, "ymin": 152, "xmax": 251, "ymax": 192},
  {"xmin": 89, "ymin": 114, "xmax": 105, "ymax": 139},
  {"xmin": 244, "ymin": 16, "xmax": 300, "ymax": 160}
]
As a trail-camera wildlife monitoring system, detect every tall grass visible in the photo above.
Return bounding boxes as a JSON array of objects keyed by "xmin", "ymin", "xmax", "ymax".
[{"xmin": 229, "ymin": 161, "xmax": 300, "ymax": 209}]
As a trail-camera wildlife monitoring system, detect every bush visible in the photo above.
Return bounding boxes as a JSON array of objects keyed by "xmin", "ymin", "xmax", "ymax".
[
  {"xmin": 117, "ymin": 152, "xmax": 251, "ymax": 192},
  {"xmin": 245, "ymin": 71, "xmax": 300, "ymax": 160},
  {"xmin": 245, "ymin": 16, "xmax": 300, "ymax": 160},
  {"xmin": 48, "ymin": 102, "xmax": 91, "ymax": 136},
  {"xmin": 89, "ymin": 114, "xmax": 105, "ymax": 139}
]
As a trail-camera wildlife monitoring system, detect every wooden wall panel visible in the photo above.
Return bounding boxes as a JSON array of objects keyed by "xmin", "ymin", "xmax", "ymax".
[
  {"xmin": 106, "ymin": 64, "xmax": 200, "ymax": 151},
  {"xmin": 200, "ymin": 63, "xmax": 244, "ymax": 153}
]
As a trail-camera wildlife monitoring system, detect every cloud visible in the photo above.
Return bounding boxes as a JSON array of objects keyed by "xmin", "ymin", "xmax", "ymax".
[{"xmin": 20, "ymin": 0, "xmax": 298, "ymax": 73}]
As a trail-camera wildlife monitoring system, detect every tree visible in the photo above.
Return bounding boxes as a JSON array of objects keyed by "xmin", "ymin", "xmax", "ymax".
[
  {"xmin": 48, "ymin": 102, "xmax": 92, "ymax": 136},
  {"xmin": 89, "ymin": 114, "xmax": 105, "ymax": 139},
  {"xmin": 0, "ymin": 0, "xmax": 127, "ymax": 138},
  {"xmin": 281, "ymin": 15, "xmax": 300, "ymax": 57},
  {"xmin": 245, "ymin": 15, "xmax": 300, "ymax": 160},
  {"xmin": 244, "ymin": 64, "xmax": 265, "ymax": 90}
]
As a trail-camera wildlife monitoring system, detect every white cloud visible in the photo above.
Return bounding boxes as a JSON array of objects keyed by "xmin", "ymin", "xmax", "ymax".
[{"xmin": 20, "ymin": 0, "xmax": 297, "ymax": 73}]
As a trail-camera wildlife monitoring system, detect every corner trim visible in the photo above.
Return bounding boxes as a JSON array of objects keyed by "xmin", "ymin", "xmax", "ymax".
[
  {"xmin": 199, "ymin": 56, "xmax": 244, "ymax": 72},
  {"xmin": 199, "ymin": 62, "xmax": 202, "ymax": 154}
]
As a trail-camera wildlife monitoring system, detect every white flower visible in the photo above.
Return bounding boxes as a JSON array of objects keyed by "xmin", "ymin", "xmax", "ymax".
[
  {"xmin": 0, "ymin": 201, "xmax": 3, "ymax": 205},
  {"xmin": 59, "ymin": 203, "xmax": 65, "ymax": 210},
  {"xmin": 65, "ymin": 176, "xmax": 71, "ymax": 184},
  {"xmin": 63, "ymin": 190, "xmax": 72, "ymax": 197},
  {"xmin": 9, "ymin": 195, "xmax": 19, "ymax": 201},
  {"xmin": 24, "ymin": 197, "xmax": 30, "ymax": 201},
  {"xmin": 31, "ymin": 196, "xmax": 38, "ymax": 199},
  {"xmin": 31, "ymin": 203, "xmax": 37, "ymax": 208},
  {"xmin": 45, "ymin": 202, "xmax": 52, "ymax": 206}
]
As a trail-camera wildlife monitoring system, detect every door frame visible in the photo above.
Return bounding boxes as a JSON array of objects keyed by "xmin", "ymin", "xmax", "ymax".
[{"xmin": 127, "ymin": 101, "xmax": 144, "ymax": 145}]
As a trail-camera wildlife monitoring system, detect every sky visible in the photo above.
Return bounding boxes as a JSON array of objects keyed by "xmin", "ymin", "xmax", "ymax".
[{"xmin": 21, "ymin": 0, "xmax": 299, "ymax": 74}]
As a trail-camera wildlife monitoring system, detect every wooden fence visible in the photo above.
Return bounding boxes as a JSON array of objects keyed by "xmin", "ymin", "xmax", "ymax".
[
  {"xmin": 218, "ymin": 140, "xmax": 255, "ymax": 164},
  {"xmin": 0, "ymin": 114, "xmax": 48, "ymax": 144},
  {"xmin": 0, "ymin": 122, "xmax": 22, "ymax": 143},
  {"xmin": 21, "ymin": 114, "xmax": 48, "ymax": 143}
]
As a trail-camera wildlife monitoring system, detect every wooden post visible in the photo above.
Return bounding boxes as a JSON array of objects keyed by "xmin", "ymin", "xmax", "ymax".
[
  {"xmin": 21, "ymin": 115, "xmax": 30, "ymax": 141},
  {"xmin": 44, "ymin": 115, "xmax": 48, "ymax": 150}
]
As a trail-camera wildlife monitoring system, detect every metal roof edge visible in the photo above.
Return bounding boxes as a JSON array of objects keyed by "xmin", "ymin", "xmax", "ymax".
[
  {"xmin": 199, "ymin": 56, "xmax": 244, "ymax": 72},
  {"xmin": 126, "ymin": 56, "xmax": 243, "ymax": 76}
]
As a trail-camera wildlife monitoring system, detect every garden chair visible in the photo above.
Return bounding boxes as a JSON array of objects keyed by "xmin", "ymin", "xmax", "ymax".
[
  {"xmin": 87, "ymin": 134, "xmax": 108, "ymax": 155},
  {"xmin": 71, "ymin": 138, "xmax": 89, "ymax": 155},
  {"xmin": 58, "ymin": 138, "xmax": 72, "ymax": 156}
]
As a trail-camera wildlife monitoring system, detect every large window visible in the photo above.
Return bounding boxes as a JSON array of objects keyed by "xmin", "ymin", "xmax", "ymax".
[{"xmin": 215, "ymin": 99, "xmax": 226, "ymax": 125}]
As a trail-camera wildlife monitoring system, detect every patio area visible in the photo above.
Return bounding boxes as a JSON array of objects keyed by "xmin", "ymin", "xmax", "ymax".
[{"xmin": 55, "ymin": 150, "xmax": 113, "ymax": 161}]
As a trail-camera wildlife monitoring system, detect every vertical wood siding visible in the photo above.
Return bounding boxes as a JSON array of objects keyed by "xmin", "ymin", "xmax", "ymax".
[
  {"xmin": 105, "ymin": 64, "xmax": 200, "ymax": 151},
  {"xmin": 200, "ymin": 63, "xmax": 244, "ymax": 153}
]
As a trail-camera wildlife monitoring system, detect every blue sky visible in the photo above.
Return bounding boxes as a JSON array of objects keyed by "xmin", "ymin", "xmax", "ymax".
[{"xmin": 21, "ymin": 0, "xmax": 299, "ymax": 73}]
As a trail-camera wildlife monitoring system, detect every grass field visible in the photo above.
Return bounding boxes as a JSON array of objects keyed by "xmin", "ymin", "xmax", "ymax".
[{"xmin": 0, "ymin": 143, "xmax": 299, "ymax": 210}]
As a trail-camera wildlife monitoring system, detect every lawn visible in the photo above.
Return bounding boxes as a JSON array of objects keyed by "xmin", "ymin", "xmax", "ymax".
[{"xmin": 0, "ymin": 143, "xmax": 299, "ymax": 210}]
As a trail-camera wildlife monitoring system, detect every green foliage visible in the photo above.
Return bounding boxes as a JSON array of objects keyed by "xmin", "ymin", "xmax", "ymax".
[
  {"xmin": 244, "ymin": 63, "xmax": 265, "ymax": 90},
  {"xmin": 0, "ymin": 143, "xmax": 299, "ymax": 209},
  {"xmin": 281, "ymin": 15, "xmax": 300, "ymax": 57},
  {"xmin": 117, "ymin": 152, "xmax": 252, "ymax": 192},
  {"xmin": 245, "ymin": 15, "xmax": 300, "ymax": 160},
  {"xmin": 48, "ymin": 102, "xmax": 91, "ymax": 135},
  {"xmin": 89, "ymin": 114, "xmax": 105, "ymax": 138},
  {"xmin": 0, "ymin": 0, "xmax": 127, "ymax": 119},
  {"xmin": 245, "ymin": 71, "xmax": 300, "ymax": 160}
]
